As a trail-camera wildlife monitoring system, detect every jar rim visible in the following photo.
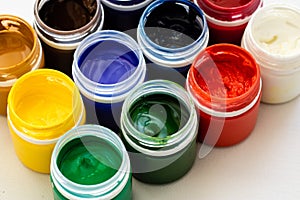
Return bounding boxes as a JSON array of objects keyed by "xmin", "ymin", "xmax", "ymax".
[
  {"xmin": 245, "ymin": 4, "xmax": 300, "ymax": 66},
  {"xmin": 187, "ymin": 43, "xmax": 261, "ymax": 113},
  {"xmin": 51, "ymin": 124, "xmax": 131, "ymax": 199},
  {"xmin": 194, "ymin": 0, "xmax": 263, "ymax": 21},
  {"xmin": 72, "ymin": 30, "xmax": 146, "ymax": 103},
  {"xmin": 7, "ymin": 69, "xmax": 83, "ymax": 139},
  {"xmin": 138, "ymin": 0, "xmax": 208, "ymax": 54},
  {"xmin": 121, "ymin": 80, "xmax": 198, "ymax": 156},
  {"xmin": 34, "ymin": 0, "xmax": 101, "ymax": 35}
]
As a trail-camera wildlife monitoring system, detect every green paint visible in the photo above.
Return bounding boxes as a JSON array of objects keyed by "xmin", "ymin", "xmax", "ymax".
[
  {"xmin": 129, "ymin": 93, "xmax": 189, "ymax": 139},
  {"xmin": 57, "ymin": 136, "xmax": 122, "ymax": 185}
]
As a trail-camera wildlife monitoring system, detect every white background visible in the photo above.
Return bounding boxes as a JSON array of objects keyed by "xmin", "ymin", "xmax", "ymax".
[{"xmin": 1, "ymin": 0, "xmax": 300, "ymax": 199}]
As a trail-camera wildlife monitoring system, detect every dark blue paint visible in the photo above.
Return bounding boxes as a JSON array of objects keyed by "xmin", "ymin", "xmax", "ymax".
[{"xmin": 78, "ymin": 39, "xmax": 139, "ymax": 133}]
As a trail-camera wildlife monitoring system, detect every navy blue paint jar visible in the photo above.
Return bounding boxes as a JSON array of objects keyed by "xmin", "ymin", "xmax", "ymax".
[
  {"xmin": 137, "ymin": 0, "xmax": 209, "ymax": 86},
  {"xmin": 102, "ymin": 0, "xmax": 153, "ymax": 31},
  {"xmin": 72, "ymin": 30, "xmax": 146, "ymax": 133}
]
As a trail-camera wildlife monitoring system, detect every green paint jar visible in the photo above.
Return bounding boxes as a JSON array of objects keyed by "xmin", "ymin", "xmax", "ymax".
[
  {"xmin": 120, "ymin": 80, "xmax": 198, "ymax": 184},
  {"xmin": 50, "ymin": 124, "xmax": 132, "ymax": 199}
]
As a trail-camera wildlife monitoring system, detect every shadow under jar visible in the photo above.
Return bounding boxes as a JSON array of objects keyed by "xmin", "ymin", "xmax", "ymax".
[
  {"xmin": 120, "ymin": 80, "xmax": 198, "ymax": 184},
  {"xmin": 33, "ymin": 0, "xmax": 104, "ymax": 77}
]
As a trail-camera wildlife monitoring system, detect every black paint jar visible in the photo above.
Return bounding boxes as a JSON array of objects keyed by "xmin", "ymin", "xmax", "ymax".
[
  {"xmin": 33, "ymin": 0, "xmax": 104, "ymax": 77},
  {"xmin": 102, "ymin": 0, "xmax": 153, "ymax": 31},
  {"xmin": 137, "ymin": 0, "xmax": 209, "ymax": 86}
]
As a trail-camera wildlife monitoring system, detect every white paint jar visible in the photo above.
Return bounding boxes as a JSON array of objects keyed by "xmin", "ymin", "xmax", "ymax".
[{"xmin": 242, "ymin": 4, "xmax": 300, "ymax": 104}]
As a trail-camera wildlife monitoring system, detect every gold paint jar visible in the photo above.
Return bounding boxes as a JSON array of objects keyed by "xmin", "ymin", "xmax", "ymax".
[{"xmin": 0, "ymin": 15, "xmax": 44, "ymax": 115}]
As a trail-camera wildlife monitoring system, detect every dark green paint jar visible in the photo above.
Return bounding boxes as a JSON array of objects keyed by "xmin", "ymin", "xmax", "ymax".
[
  {"xmin": 120, "ymin": 80, "xmax": 198, "ymax": 184},
  {"xmin": 50, "ymin": 124, "xmax": 132, "ymax": 199}
]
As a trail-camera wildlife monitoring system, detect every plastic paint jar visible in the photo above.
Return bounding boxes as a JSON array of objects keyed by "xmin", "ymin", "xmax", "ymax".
[
  {"xmin": 121, "ymin": 80, "xmax": 198, "ymax": 184},
  {"xmin": 242, "ymin": 5, "xmax": 300, "ymax": 104},
  {"xmin": 0, "ymin": 15, "xmax": 44, "ymax": 116},
  {"xmin": 72, "ymin": 30, "xmax": 146, "ymax": 133},
  {"xmin": 33, "ymin": 0, "xmax": 104, "ymax": 77},
  {"xmin": 194, "ymin": 0, "xmax": 263, "ymax": 45},
  {"xmin": 137, "ymin": 0, "xmax": 209, "ymax": 86},
  {"xmin": 102, "ymin": 0, "xmax": 153, "ymax": 31},
  {"xmin": 7, "ymin": 69, "xmax": 85, "ymax": 173},
  {"xmin": 186, "ymin": 44, "xmax": 261, "ymax": 147},
  {"xmin": 50, "ymin": 125, "xmax": 132, "ymax": 200}
]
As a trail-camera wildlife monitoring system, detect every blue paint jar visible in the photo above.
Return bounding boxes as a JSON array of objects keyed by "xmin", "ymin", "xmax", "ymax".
[
  {"xmin": 102, "ymin": 0, "xmax": 153, "ymax": 31},
  {"xmin": 137, "ymin": 0, "xmax": 209, "ymax": 86},
  {"xmin": 72, "ymin": 30, "xmax": 146, "ymax": 133}
]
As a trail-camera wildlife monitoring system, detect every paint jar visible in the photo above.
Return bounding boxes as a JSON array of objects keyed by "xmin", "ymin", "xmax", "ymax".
[
  {"xmin": 242, "ymin": 5, "xmax": 300, "ymax": 104},
  {"xmin": 137, "ymin": 0, "xmax": 209, "ymax": 86},
  {"xmin": 72, "ymin": 30, "xmax": 146, "ymax": 133},
  {"xmin": 186, "ymin": 44, "xmax": 261, "ymax": 147},
  {"xmin": 50, "ymin": 125, "xmax": 132, "ymax": 200},
  {"xmin": 102, "ymin": 0, "xmax": 153, "ymax": 31},
  {"xmin": 0, "ymin": 15, "xmax": 44, "ymax": 116},
  {"xmin": 33, "ymin": 0, "xmax": 104, "ymax": 77},
  {"xmin": 121, "ymin": 80, "xmax": 198, "ymax": 184},
  {"xmin": 7, "ymin": 69, "xmax": 85, "ymax": 173},
  {"xmin": 194, "ymin": 0, "xmax": 263, "ymax": 45}
]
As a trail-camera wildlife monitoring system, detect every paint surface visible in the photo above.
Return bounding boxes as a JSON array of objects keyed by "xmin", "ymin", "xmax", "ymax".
[
  {"xmin": 192, "ymin": 47, "xmax": 256, "ymax": 98},
  {"xmin": 129, "ymin": 93, "xmax": 188, "ymax": 138},
  {"xmin": 0, "ymin": 32, "xmax": 32, "ymax": 68},
  {"xmin": 208, "ymin": 0, "xmax": 250, "ymax": 8},
  {"xmin": 57, "ymin": 136, "xmax": 121, "ymax": 185},
  {"xmin": 252, "ymin": 8, "xmax": 300, "ymax": 57},
  {"xmin": 78, "ymin": 40, "xmax": 138, "ymax": 84},
  {"xmin": 144, "ymin": 1, "xmax": 203, "ymax": 48},
  {"xmin": 39, "ymin": 0, "xmax": 96, "ymax": 31}
]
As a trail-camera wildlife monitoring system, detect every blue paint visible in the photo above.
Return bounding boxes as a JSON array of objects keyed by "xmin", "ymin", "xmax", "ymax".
[
  {"xmin": 72, "ymin": 30, "xmax": 146, "ymax": 133},
  {"xmin": 78, "ymin": 40, "xmax": 138, "ymax": 84}
]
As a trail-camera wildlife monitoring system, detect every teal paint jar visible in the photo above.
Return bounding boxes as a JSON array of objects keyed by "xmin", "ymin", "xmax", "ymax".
[
  {"xmin": 50, "ymin": 124, "xmax": 132, "ymax": 199},
  {"xmin": 120, "ymin": 80, "xmax": 198, "ymax": 184}
]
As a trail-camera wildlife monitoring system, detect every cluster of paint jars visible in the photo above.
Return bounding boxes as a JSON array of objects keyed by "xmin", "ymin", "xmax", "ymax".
[{"xmin": 1, "ymin": 0, "xmax": 300, "ymax": 199}]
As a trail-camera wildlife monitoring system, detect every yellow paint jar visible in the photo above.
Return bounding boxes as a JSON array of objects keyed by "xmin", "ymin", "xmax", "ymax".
[
  {"xmin": 0, "ymin": 15, "xmax": 44, "ymax": 115},
  {"xmin": 7, "ymin": 69, "xmax": 85, "ymax": 174}
]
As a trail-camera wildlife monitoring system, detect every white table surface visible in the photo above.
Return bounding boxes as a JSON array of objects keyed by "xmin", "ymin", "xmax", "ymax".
[{"xmin": 1, "ymin": 0, "xmax": 300, "ymax": 199}]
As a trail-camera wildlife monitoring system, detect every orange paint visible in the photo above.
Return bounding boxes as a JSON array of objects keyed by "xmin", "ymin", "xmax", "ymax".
[
  {"xmin": 187, "ymin": 44, "xmax": 261, "ymax": 146},
  {"xmin": 0, "ymin": 15, "xmax": 44, "ymax": 115}
]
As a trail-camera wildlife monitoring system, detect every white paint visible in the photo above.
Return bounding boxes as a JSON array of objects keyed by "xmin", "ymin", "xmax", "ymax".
[{"xmin": 252, "ymin": 6, "xmax": 300, "ymax": 56}]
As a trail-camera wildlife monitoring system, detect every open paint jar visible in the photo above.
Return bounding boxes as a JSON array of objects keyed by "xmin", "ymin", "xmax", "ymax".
[
  {"xmin": 50, "ymin": 124, "xmax": 132, "ymax": 200},
  {"xmin": 102, "ymin": 0, "xmax": 153, "ymax": 31},
  {"xmin": 242, "ymin": 4, "xmax": 300, "ymax": 104},
  {"xmin": 194, "ymin": 0, "xmax": 263, "ymax": 45},
  {"xmin": 72, "ymin": 30, "xmax": 146, "ymax": 133},
  {"xmin": 7, "ymin": 69, "xmax": 85, "ymax": 173},
  {"xmin": 186, "ymin": 44, "xmax": 261, "ymax": 147},
  {"xmin": 33, "ymin": 0, "xmax": 104, "ymax": 77},
  {"xmin": 121, "ymin": 80, "xmax": 198, "ymax": 184},
  {"xmin": 0, "ymin": 15, "xmax": 44, "ymax": 115},
  {"xmin": 137, "ymin": 0, "xmax": 209, "ymax": 86}
]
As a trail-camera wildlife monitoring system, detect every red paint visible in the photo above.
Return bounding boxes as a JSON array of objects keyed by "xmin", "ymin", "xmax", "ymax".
[
  {"xmin": 194, "ymin": 0, "xmax": 263, "ymax": 45},
  {"xmin": 208, "ymin": 0, "xmax": 251, "ymax": 8},
  {"xmin": 187, "ymin": 44, "xmax": 261, "ymax": 146}
]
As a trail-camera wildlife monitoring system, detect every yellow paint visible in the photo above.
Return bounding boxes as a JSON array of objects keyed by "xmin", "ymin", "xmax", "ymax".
[{"xmin": 7, "ymin": 69, "xmax": 86, "ymax": 173}]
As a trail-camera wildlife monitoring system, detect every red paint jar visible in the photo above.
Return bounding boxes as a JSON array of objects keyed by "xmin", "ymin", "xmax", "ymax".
[
  {"xmin": 186, "ymin": 44, "xmax": 261, "ymax": 147},
  {"xmin": 194, "ymin": 0, "xmax": 263, "ymax": 45}
]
